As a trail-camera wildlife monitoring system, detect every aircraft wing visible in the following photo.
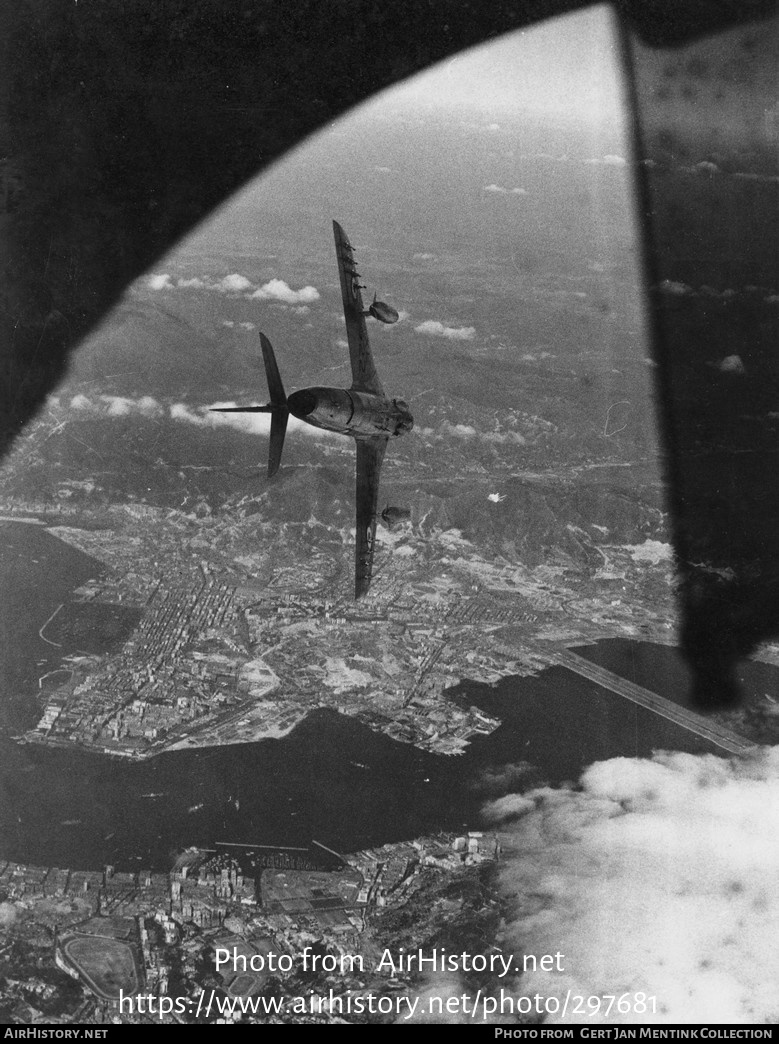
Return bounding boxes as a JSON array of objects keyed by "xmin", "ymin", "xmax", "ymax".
[
  {"xmin": 333, "ymin": 220, "xmax": 385, "ymax": 396},
  {"xmin": 354, "ymin": 436, "xmax": 388, "ymax": 598}
]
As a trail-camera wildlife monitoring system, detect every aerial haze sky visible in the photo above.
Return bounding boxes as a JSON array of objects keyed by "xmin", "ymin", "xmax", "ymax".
[{"xmin": 382, "ymin": 4, "xmax": 626, "ymax": 122}]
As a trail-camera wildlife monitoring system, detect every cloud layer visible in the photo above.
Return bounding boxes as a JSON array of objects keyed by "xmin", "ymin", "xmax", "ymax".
[
  {"xmin": 584, "ymin": 154, "xmax": 627, "ymax": 166},
  {"xmin": 414, "ymin": 320, "xmax": 476, "ymax": 341},
  {"xmin": 483, "ymin": 184, "xmax": 528, "ymax": 195},
  {"xmin": 68, "ymin": 394, "xmax": 335, "ymax": 440},
  {"xmin": 417, "ymin": 420, "xmax": 526, "ymax": 446},
  {"xmin": 147, "ymin": 272, "xmax": 320, "ymax": 306},
  {"xmin": 71, "ymin": 394, "xmax": 165, "ymax": 418},
  {"xmin": 485, "ymin": 747, "xmax": 779, "ymax": 1024}
]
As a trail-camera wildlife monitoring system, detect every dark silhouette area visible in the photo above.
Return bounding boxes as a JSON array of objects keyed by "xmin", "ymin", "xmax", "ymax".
[{"xmin": 625, "ymin": 15, "xmax": 779, "ymax": 704}]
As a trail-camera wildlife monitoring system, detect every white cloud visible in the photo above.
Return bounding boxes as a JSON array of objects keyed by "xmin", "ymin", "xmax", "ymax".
[
  {"xmin": 485, "ymin": 747, "xmax": 779, "ymax": 1024},
  {"xmin": 148, "ymin": 273, "xmax": 174, "ymax": 291},
  {"xmin": 239, "ymin": 322, "xmax": 257, "ymax": 331},
  {"xmin": 136, "ymin": 395, "xmax": 163, "ymax": 416},
  {"xmin": 215, "ymin": 273, "xmax": 251, "ymax": 293},
  {"xmin": 420, "ymin": 421, "xmax": 526, "ymax": 447},
  {"xmin": 483, "ymin": 184, "xmax": 528, "ymax": 196},
  {"xmin": 144, "ymin": 271, "xmax": 320, "ymax": 306},
  {"xmin": 414, "ymin": 320, "xmax": 476, "ymax": 341},
  {"xmin": 413, "ymin": 253, "xmax": 435, "ymax": 262},
  {"xmin": 658, "ymin": 280, "xmax": 693, "ymax": 296},
  {"xmin": 122, "ymin": 396, "xmax": 161, "ymax": 417},
  {"xmin": 733, "ymin": 172, "xmax": 779, "ymax": 184},
  {"xmin": 492, "ymin": 430, "xmax": 527, "ymax": 445},
  {"xmin": 251, "ymin": 279, "xmax": 320, "ymax": 305},
  {"xmin": 70, "ymin": 394, "xmax": 165, "ymax": 419},
  {"xmin": 103, "ymin": 396, "xmax": 134, "ymax": 416},
  {"xmin": 718, "ymin": 355, "xmax": 746, "ymax": 376},
  {"xmin": 482, "ymin": 792, "xmax": 533, "ymax": 820},
  {"xmin": 170, "ymin": 402, "xmax": 206, "ymax": 426},
  {"xmin": 520, "ymin": 351, "xmax": 556, "ymax": 362},
  {"xmin": 585, "ymin": 154, "xmax": 627, "ymax": 166},
  {"xmin": 171, "ymin": 401, "xmax": 339, "ymax": 442}
]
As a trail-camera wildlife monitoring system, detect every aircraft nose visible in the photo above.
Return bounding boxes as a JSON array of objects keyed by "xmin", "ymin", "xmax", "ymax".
[{"xmin": 288, "ymin": 389, "xmax": 317, "ymax": 418}]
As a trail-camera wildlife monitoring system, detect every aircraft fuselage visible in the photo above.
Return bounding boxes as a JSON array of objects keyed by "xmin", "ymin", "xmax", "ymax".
[{"xmin": 287, "ymin": 386, "xmax": 413, "ymax": 440}]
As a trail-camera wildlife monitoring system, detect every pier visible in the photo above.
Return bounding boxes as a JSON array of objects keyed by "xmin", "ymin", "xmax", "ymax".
[{"xmin": 555, "ymin": 649, "xmax": 757, "ymax": 756}]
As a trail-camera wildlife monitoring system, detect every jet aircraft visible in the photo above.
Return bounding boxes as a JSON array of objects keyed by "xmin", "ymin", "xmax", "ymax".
[{"xmin": 211, "ymin": 220, "xmax": 413, "ymax": 598}]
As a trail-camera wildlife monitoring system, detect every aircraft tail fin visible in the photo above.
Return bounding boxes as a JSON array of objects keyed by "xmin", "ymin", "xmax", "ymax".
[
  {"xmin": 259, "ymin": 333, "xmax": 289, "ymax": 477},
  {"xmin": 209, "ymin": 333, "xmax": 289, "ymax": 477},
  {"xmin": 260, "ymin": 332, "xmax": 287, "ymax": 408},
  {"xmin": 267, "ymin": 409, "xmax": 289, "ymax": 478}
]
